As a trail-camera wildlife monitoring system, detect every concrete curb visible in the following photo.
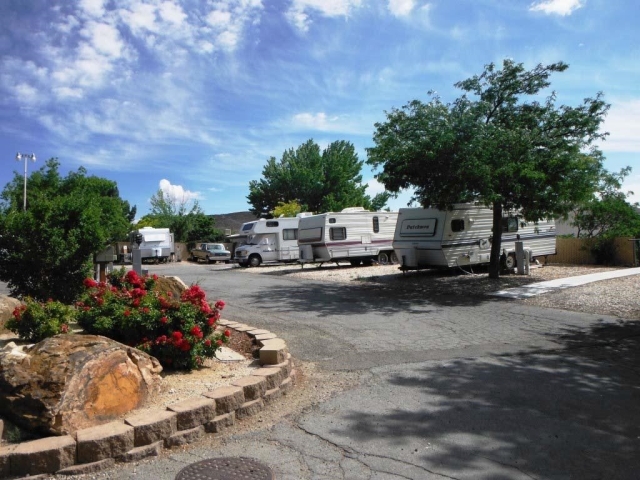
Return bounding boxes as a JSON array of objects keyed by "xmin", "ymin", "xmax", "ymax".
[{"xmin": 0, "ymin": 320, "xmax": 296, "ymax": 479}]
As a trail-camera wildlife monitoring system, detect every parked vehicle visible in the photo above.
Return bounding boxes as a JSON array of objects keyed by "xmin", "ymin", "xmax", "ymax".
[
  {"xmin": 298, "ymin": 207, "xmax": 399, "ymax": 266},
  {"xmin": 129, "ymin": 227, "xmax": 175, "ymax": 263},
  {"xmin": 190, "ymin": 243, "xmax": 231, "ymax": 263},
  {"xmin": 234, "ymin": 213, "xmax": 311, "ymax": 267},
  {"xmin": 392, "ymin": 204, "xmax": 556, "ymax": 270}
]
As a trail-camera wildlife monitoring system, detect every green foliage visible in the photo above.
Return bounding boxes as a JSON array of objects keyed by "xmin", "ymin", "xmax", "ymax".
[
  {"xmin": 248, "ymin": 139, "xmax": 390, "ymax": 216},
  {"xmin": 572, "ymin": 167, "xmax": 640, "ymax": 239},
  {"xmin": 139, "ymin": 189, "xmax": 222, "ymax": 242},
  {"xmin": 273, "ymin": 200, "xmax": 302, "ymax": 217},
  {"xmin": 588, "ymin": 238, "xmax": 618, "ymax": 265},
  {"xmin": 6, "ymin": 298, "xmax": 74, "ymax": 343},
  {"xmin": 0, "ymin": 159, "xmax": 135, "ymax": 302},
  {"xmin": 367, "ymin": 59, "xmax": 609, "ymax": 278},
  {"xmin": 76, "ymin": 269, "xmax": 228, "ymax": 370}
]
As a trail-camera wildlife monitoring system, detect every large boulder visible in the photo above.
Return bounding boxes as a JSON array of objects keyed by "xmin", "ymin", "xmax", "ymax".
[
  {"xmin": 0, "ymin": 334, "xmax": 163, "ymax": 436},
  {"xmin": 0, "ymin": 295, "xmax": 22, "ymax": 333}
]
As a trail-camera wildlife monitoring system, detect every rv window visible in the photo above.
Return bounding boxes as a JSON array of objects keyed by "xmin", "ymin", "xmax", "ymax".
[
  {"xmin": 373, "ymin": 216, "xmax": 379, "ymax": 233},
  {"xmin": 502, "ymin": 217, "xmax": 519, "ymax": 233},
  {"xmin": 299, "ymin": 227, "xmax": 322, "ymax": 242},
  {"xmin": 266, "ymin": 221, "xmax": 279, "ymax": 227},
  {"xmin": 242, "ymin": 222, "xmax": 255, "ymax": 231},
  {"xmin": 329, "ymin": 218, "xmax": 336, "ymax": 224},
  {"xmin": 451, "ymin": 219, "xmax": 465, "ymax": 232},
  {"xmin": 282, "ymin": 229, "xmax": 298, "ymax": 240},
  {"xmin": 330, "ymin": 227, "xmax": 346, "ymax": 241}
]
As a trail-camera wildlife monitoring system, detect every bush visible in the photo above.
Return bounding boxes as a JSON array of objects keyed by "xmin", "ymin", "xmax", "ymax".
[
  {"xmin": 6, "ymin": 298, "xmax": 74, "ymax": 343},
  {"xmin": 590, "ymin": 237, "xmax": 618, "ymax": 265},
  {"xmin": 76, "ymin": 269, "xmax": 228, "ymax": 370}
]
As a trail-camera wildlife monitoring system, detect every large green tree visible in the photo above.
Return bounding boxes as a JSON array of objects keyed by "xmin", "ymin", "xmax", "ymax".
[
  {"xmin": 248, "ymin": 139, "xmax": 390, "ymax": 217},
  {"xmin": 572, "ymin": 167, "xmax": 640, "ymax": 238},
  {"xmin": 0, "ymin": 158, "xmax": 135, "ymax": 302},
  {"xmin": 367, "ymin": 59, "xmax": 609, "ymax": 278},
  {"xmin": 138, "ymin": 189, "xmax": 222, "ymax": 243}
]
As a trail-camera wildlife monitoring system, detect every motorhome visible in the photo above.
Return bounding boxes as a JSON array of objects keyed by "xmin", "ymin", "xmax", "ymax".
[
  {"xmin": 234, "ymin": 214, "xmax": 311, "ymax": 267},
  {"xmin": 298, "ymin": 208, "xmax": 399, "ymax": 266},
  {"xmin": 128, "ymin": 227, "xmax": 175, "ymax": 263},
  {"xmin": 392, "ymin": 204, "xmax": 556, "ymax": 270}
]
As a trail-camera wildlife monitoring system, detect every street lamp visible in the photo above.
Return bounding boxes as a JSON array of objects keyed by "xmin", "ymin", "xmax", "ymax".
[{"xmin": 15, "ymin": 152, "xmax": 36, "ymax": 211}]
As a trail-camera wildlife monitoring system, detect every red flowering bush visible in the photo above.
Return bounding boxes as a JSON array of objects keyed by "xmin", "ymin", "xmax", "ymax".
[
  {"xmin": 76, "ymin": 269, "xmax": 227, "ymax": 370},
  {"xmin": 6, "ymin": 298, "xmax": 74, "ymax": 343}
]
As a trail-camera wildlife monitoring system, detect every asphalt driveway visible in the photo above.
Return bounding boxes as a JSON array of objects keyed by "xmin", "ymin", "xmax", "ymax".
[{"xmin": 8, "ymin": 263, "xmax": 640, "ymax": 479}]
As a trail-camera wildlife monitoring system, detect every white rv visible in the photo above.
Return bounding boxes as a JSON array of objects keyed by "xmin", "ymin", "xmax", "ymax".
[
  {"xmin": 129, "ymin": 227, "xmax": 175, "ymax": 263},
  {"xmin": 392, "ymin": 204, "xmax": 556, "ymax": 270},
  {"xmin": 298, "ymin": 208, "xmax": 399, "ymax": 266},
  {"xmin": 234, "ymin": 214, "xmax": 310, "ymax": 267}
]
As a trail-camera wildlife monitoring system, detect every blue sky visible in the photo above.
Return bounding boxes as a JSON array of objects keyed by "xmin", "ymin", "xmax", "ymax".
[{"xmin": 1, "ymin": 0, "xmax": 638, "ymax": 219}]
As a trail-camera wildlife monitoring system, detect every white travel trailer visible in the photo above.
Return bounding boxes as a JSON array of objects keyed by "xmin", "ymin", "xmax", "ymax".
[
  {"xmin": 392, "ymin": 204, "xmax": 556, "ymax": 270},
  {"xmin": 234, "ymin": 214, "xmax": 311, "ymax": 267},
  {"xmin": 298, "ymin": 208, "xmax": 399, "ymax": 266},
  {"xmin": 129, "ymin": 227, "xmax": 175, "ymax": 263}
]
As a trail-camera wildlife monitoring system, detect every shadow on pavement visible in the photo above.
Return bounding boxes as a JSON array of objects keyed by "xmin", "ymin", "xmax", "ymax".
[{"xmin": 330, "ymin": 320, "xmax": 640, "ymax": 479}]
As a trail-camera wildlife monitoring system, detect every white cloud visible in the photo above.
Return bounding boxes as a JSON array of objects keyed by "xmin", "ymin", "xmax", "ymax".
[
  {"xmin": 601, "ymin": 99, "xmax": 640, "ymax": 152},
  {"xmin": 293, "ymin": 112, "xmax": 332, "ymax": 129},
  {"xmin": 79, "ymin": 0, "xmax": 106, "ymax": 18},
  {"xmin": 286, "ymin": 0, "xmax": 363, "ymax": 32},
  {"xmin": 529, "ymin": 0, "xmax": 584, "ymax": 16},
  {"xmin": 158, "ymin": 179, "xmax": 201, "ymax": 204},
  {"xmin": 388, "ymin": 0, "xmax": 415, "ymax": 17}
]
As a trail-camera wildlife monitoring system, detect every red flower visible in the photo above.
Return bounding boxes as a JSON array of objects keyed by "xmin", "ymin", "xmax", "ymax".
[
  {"xmin": 152, "ymin": 274, "xmax": 158, "ymax": 280},
  {"xmin": 60, "ymin": 324, "xmax": 69, "ymax": 333},
  {"xmin": 216, "ymin": 339, "xmax": 223, "ymax": 346},
  {"xmin": 142, "ymin": 307, "xmax": 150, "ymax": 314},
  {"xmin": 190, "ymin": 325, "xmax": 203, "ymax": 339},
  {"xmin": 204, "ymin": 339, "xmax": 211, "ymax": 347},
  {"xmin": 167, "ymin": 291, "xmax": 173, "ymax": 297},
  {"xmin": 160, "ymin": 316, "xmax": 168, "ymax": 324},
  {"xmin": 207, "ymin": 317, "xmax": 216, "ymax": 326},
  {"xmin": 83, "ymin": 278, "xmax": 98, "ymax": 288},
  {"xmin": 224, "ymin": 329, "xmax": 231, "ymax": 337},
  {"xmin": 215, "ymin": 300, "xmax": 226, "ymax": 310},
  {"xmin": 124, "ymin": 309, "xmax": 131, "ymax": 317},
  {"xmin": 172, "ymin": 331, "xmax": 183, "ymax": 341},
  {"xmin": 179, "ymin": 340, "xmax": 191, "ymax": 351},
  {"xmin": 96, "ymin": 297, "xmax": 104, "ymax": 306},
  {"xmin": 132, "ymin": 298, "xmax": 140, "ymax": 307}
]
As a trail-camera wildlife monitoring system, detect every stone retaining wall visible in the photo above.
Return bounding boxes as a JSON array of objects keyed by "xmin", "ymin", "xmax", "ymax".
[{"xmin": 0, "ymin": 320, "xmax": 296, "ymax": 479}]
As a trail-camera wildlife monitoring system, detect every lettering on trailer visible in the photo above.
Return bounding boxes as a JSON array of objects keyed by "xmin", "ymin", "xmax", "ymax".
[{"xmin": 400, "ymin": 218, "xmax": 438, "ymax": 236}]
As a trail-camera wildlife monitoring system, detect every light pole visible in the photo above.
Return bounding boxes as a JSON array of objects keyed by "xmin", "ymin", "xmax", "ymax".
[{"xmin": 15, "ymin": 152, "xmax": 36, "ymax": 211}]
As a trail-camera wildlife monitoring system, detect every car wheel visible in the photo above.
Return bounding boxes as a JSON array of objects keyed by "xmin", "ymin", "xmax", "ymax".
[{"xmin": 249, "ymin": 255, "xmax": 261, "ymax": 267}]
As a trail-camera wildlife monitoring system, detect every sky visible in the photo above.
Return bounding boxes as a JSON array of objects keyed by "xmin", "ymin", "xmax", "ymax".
[{"xmin": 1, "ymin": 0, "xmax": 638, "ymax": 220}]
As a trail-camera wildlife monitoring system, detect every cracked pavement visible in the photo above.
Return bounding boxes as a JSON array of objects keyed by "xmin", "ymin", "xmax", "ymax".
[{"xmin": 46, "ymin": 264, "xmax": 640, "ymax": 479}]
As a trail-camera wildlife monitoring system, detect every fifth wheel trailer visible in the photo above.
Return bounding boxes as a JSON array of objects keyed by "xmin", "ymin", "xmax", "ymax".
[{"xmin": 392, "ymin": 205, "xmax": 556, "ymax": 270}]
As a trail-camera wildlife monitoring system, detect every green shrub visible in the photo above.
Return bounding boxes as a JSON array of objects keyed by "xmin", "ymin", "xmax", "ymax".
[
  {"xmin": 6, "ymin": 298, "xmax": 75, "ymax": 342},
  {"xmin": 76, "ymin": 269, "xmax": 228, "ymax": 370}
]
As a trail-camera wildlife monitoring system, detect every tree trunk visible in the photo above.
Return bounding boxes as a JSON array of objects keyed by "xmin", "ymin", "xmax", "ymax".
[{"xmin": 489, "ymin": 202, "xmax": 503, "ymax": 279}]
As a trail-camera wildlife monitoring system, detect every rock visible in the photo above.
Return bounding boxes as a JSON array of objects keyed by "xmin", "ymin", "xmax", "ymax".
[
  {"xmin": 0, "ymin": 295, "xmax": 22, "ymax": 333},
  {"xmin": 0, "ymin": 334, "xmax": 163, "ymax": 436},
  {"xmin": 152, "ymin": 276, "xmax": 187, "ymax": 298}
]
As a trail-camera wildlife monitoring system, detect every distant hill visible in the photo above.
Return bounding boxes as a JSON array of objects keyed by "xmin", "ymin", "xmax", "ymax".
[{"xmin": 210, "ymin": 211, "xmax": 258, "ymax": 234}]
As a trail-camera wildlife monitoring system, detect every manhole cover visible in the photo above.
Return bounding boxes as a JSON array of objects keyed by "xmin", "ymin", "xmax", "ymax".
[{"xmin": 175, "ymin": 457, "xmax": 275, "ymax": 480}]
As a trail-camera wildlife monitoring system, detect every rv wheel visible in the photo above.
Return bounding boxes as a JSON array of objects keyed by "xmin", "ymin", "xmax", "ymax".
[
  {"xmin": 505, "ymin": 254, "xmax": 517, "ymax": 270},
  {"xmin": 249, "ymin": 255, "xmax": 262, "ymax": 267},
  {"xmin": 390, "ymin": 252, "xmax": 399, "ymax": 264},
  {"xmin": 378, "ymin": 252, "xmax": 390, "ymax": 265}
]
